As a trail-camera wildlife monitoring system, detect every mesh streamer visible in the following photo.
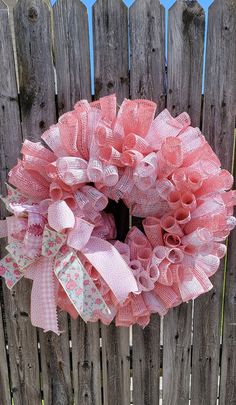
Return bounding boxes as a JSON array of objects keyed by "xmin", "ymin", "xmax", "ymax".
[{"xmin": 1, "ymin": 93, "xmax": 236, "ymax": 333}]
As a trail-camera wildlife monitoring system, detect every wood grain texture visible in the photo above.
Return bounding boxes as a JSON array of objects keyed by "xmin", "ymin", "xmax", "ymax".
[
  {"xmin": 163, "ymin": 304, "xmax": 192, "ymax": 405},
  {"xmin": 220, "ymin": 156, "xmax": 236, "ymax": 405},
  {"xmin": 164, "ymin": 2, "xmax": 205, "ymax": 405},
  {"xmin": 53, "ymin": 2, "xmax": 102, "ymax": 404},
  {"xmin": 167, "ymin": 0, "xmax": 205, "ymax": 127},
  {"xmin": 0, "ymin": 0, "xmax": 21, "ymax": 187},
  {"xmin": 3, "ymin": 282, "xmax": 42, "ymax": 405},
  {"xmin": 93, "ymin": 0, "xmax": 129, "ymax": 242},
  {"xmin": 132, "ymin": 316, "xmax": 160, "ymax": 405},
  {"xmin": 0, "ymin": 3, "xmax": 42, "ymax": 405},
  {"xmin": 14, "ymin": 0, "xmax": 56, "ymax": 141},
  {"xmin": 192, "ymin": 1, "xmax": 236, "ymax": 404},
  {"xmin": 71, "ymin": 319, "xmax": 102, "ymax": 405},
  {"xmin": 130, "ymin": 0, "xmax": 166, "ymax": 113},
  {"xmin": 129, "ymin": 2, "xmax": 165, "ymax": 404},
  {"xmin": 93, "ymin": 0, "xmax": 129, "ymax": 105},
  {"xmin": 101, "ymin": 325, "xmax": 130, "ymax": 405},
  {"xmin": 0, "ymin": 287, "xmax": 11, "ymax": 405},
  {"xmin": 53, "ymin": 0, "xmax": 91, "ymax": 116},
  {"xmin": 14, "ymin": 1, "xmax": 72, "ymax": 404},
  {"xmin": 0, "ymin": 0, "xmax": 7, "ymax": 9},
  {"xmin": 38, "ymin": 312, "xmax": 72, "ymax": 405},
  {"xmin": 93, "ymin": 2, "xmax": 130, "ymax": 404}
]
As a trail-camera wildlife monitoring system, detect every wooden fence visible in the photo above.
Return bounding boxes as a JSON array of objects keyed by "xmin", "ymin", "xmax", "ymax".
[{"xmin": 0, "ymin": 0, "xmax": 236, "ymax": 404}]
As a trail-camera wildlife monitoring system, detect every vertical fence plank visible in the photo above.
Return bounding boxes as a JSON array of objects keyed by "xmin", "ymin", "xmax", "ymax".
[
  {"xmin": 53, "ymin": 2, "xmax": 102, "ymax": 404},
  {"xmin": 220, "ymin": 160, "xmax": 236, "ymax": 404},
  {"xmin": 53, "ymin": 0, "xmax": 91, "ymax": 115},
  {"xmin": 0, "ymin": 1, "xmax": 42, "ymax": 404},
  {"xmin": 38, "ymin": 312, "xmax": 72, "ymax": 405},
  {"xmin": 0, "ymin": 291, "xmax": 11, "ymax": 405},
  {"xmin": 93, "ymin": 0, "xmax": 130, "ymax": 242},
  {"xmin": 191, "ymin": 1, "xmax": 236, "ymax": 404},
  {"xmin": 14, "ymin": 0, "xmax": 56, "ymax": 140},
  {"xmin": 93, "ymin": 0, "xmax": 129, "ymax": 104},
  {"xmin": 0, "ymin": 18, "xmax": 11, "ymax": 385},
  {"xmin": 130, "ymin": 0, "xmax": 166, "ymax": 113},
  {"xmin": 71, "ymin": 319, "xmax": 102, "ymax": 405},
  {"xmin": 166, "ymin": 0, "xmax": 205, "ymax": 128},
  {"xmin": 132, "ymin": 316, "xmax": 161, "ymax": 405},
  {"xmin": 163, "ymin": 2, "xmax": 205, "ymax": 405},
  {"xmin": 93, "ymin": 1, "xmax": 130, "ymax": 404},
  {"xmin": 101, "ymin": 326, "xmax": 130, "ymax": 405},
  {"xmin": 129, "ymin": 1, "xmax": 165, "ymax": 404},
  {"xmin": 13, "ymin": 1, "xmax": 73, "ymax": 404}
]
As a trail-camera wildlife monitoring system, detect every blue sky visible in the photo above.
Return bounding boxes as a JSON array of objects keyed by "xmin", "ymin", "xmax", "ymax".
[
  {"xmin": 51, "ymin": 0, "xmax": 213, "ymax": 8},
  {"xmin": 51, "ymin": 0, "xmax": 214, "ymax": 94}
]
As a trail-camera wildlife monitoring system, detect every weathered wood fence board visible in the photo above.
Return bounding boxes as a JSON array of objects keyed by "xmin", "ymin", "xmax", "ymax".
[
  {"xmin": 71, "ymin": 319, "xmax": 102, "ymax": 405},
  {"xmin": 0, "ymin": 2, "xmax": 42, "ymax": 404},
  {"xmin": 93, "ymin": 0, "xmax": 129, "ymax": 104},
  {"xmin": 130, "ymin": 0, "xmax": 166, "ymax": 112},
  {"xmin": 129, "ymin": 1, "xmax": 165, "ymax": 404},
  {"xmin": 132, "ymin": 315, "xmax": 161, "ymax": 405},
  {"xmin": 53, "ymin": 0, "xmax": 91, "ymax": 115},
  {"xmin": 1, "ymin": 0, "xmax": 236, "ymax": 404},
  {"xmin": 14, "ymin": 1, "xmax": 72, "ymax": 404},
  {"xmin": 38, "ymin": 312, "xmax": 72, "ymax": 405},
  {"xmin": 0, "ymin": 291, "xmax": 11, "ymax": 405},
  {"xmin": 191, "ymin": 1, "xmax": 236, "ymax": 404},
  {"xmin": 93, "ymin": 2, "xmax": 130, "ymax": 404},
  {"xmin": 53, "ymin": 2, "xmax": 103, "ymax": 403},
  {"xmin": 14, "ymin": 0, "xmax": 56, "ymax": 139},
  {"xmin": 93, "ymin": 0, "xmax": 130, "ymax": 241},
  {"xmin": 166, "ymin": 0, "xmax": 205, "ymax": 126},
  {"xmin": 220, "ymin": 169, "xmax": 236, "ymax": 404},
  {"xmin": 53, "ymin": 2, "xmax": 96, "ymax": 404},
  {"xmin": 163, "ymin": 2, "xmax": 205, "ymax": 404}
]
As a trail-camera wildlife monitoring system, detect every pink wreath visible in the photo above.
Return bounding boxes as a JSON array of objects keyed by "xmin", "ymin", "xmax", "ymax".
[{"xmin": 0, "ymin": 94, "xmax": 235, "ymax": 334}]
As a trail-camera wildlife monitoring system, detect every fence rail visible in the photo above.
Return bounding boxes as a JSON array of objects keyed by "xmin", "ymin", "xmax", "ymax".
[{"xmin": 0, "ymin": 0, "xmax": 236, "ymax": 404}]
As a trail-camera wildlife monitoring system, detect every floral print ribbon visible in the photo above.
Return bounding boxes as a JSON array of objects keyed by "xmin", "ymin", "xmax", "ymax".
[{"xmin": 0, "ymin": 196, "xmax": 137, "ymax": 334}]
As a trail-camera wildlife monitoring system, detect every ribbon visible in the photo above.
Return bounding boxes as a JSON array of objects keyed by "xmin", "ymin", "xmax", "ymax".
[
  {"xmin": 0, "ymin": 254, "xmax": 24, "ymax": 288},
  {"xmin": 0, "ymin": 219, "xmax": 8, "ymax": 238},
  {"xmin": 1, "ymin": 93, "xmax": 236, "ymax": 332},
  {"xmin": 82, "ymin": 236, "xmax": 138, "ymax": 302},
  {"xmin": 0, "ymin": 200, "xmax": 138, "ymax": 333},
  {"xmin": 0, "ymin": 225, "xmax": 111, "ymax": 333},
  {"xmin": 54, "ymin": 250, "xmax": 110, "ymax": 322}
]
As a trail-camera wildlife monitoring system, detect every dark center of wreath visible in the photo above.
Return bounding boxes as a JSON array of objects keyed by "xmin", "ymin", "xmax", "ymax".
[{"xmin": 105, "ymin": 199, "xmax": 131, "ymax": 242}]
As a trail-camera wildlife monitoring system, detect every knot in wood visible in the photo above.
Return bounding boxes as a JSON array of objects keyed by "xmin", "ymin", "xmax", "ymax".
[
  {"xmin": 28, "ymin": 7, "xmax": 38, "ymax": 22},
  {"xmin": 82, "ymin": 360, "xmax": 90, "ymax": 369}
]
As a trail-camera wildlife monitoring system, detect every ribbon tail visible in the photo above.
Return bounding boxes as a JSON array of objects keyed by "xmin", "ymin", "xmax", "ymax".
[
  {"xmin": 0, "ymin": 254, "xmax": 23, "ymax": 289},
  {"xmin": 0, "ymin": 219, "xmax": 8, "ymax": 238},
  {"xmin": 54, "ymin": 251, "xmax": 111, "ymax": 322},
  {"xmin": 6, "ymin": 242, "xmax": 36, "ymax": 268},
  {"xmin": 56, "ymin": 284, "xmax": 79, "ymax": 319},
  {"xmin": 82, "ymin": 236, "xmax": 138, "ymax": 303},
  {"xmin": 26, "ymin": 257, "xmax": 59, "ymax": 334}
]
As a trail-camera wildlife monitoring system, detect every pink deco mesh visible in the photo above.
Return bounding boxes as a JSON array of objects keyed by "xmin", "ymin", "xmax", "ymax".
[{"xmin": 0, "ymin": 93, "xmax": 236, "ymax": 333}]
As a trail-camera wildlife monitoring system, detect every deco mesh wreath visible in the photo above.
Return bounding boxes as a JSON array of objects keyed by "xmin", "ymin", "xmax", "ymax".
[{"xmin": 0, "ymin": 94, "xmax": 235, "ymax": 334}]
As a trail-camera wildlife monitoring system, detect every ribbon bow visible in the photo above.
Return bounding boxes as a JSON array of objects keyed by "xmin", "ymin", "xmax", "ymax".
[{"xmin": 0, "ymin": 193, "xmax": 138, "ymax": 334}]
